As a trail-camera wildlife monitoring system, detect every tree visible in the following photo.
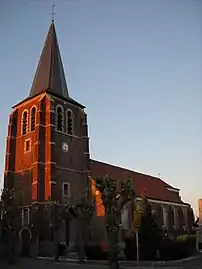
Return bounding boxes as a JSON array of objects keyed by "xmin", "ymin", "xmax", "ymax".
[
  {"xmin": 193, "ymin": 217, "xmax": 199, "ymax": 228},
  {"xmin": 187, "ymin": 207, "xmax": 195, "ymax": 232},
  {"xmin": 131, "ymin": 202, "xmax": 142, "ymax": 262},
  {"xmin": 0, "ymin": 188, "xmax": 21, "ymax": 263},
  {"xmin": 38, "ymin": 201, "xmax": 74, "ymax": 261},
  {"xmin": 41, "ymin": 189, "xmax": 94, "ymax": 263},
  {"xmin": 133, "ymin": 203, "xmax": 142, "ymax": 231},
  {"xmin": 138, "ymin": 194, "xmax": 161, "ymax": 260},
  {"xmin": 48, "ymin": 201, "xmax": 68, "ymax": 261},
  {"xmin": 31, "ymin": 202, "xmax": 46, "ymax": 257},
  {"xmin": 30, "ymin": 201, "xmax": 69, "ymax": 261},
  {"xmin": 95, "ymin": 175, "xmax": 135, "ymax": 269},
  {"xmin": 75, "ymin": 190, "xmax": 95, "ymax": 263}
]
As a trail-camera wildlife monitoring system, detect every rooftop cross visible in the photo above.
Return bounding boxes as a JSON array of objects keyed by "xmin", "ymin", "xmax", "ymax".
[{"xmin": 51, "ymin": 4, "xmax": 56, "ymax": 22}]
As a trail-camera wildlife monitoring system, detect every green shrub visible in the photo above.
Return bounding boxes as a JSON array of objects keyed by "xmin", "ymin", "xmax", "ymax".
[
  {"xmin": 159, "ymin": 235, "xmax": 196, "ymax": 261},
  {"xmin": 177, "ymin": 234, "xmax": 196, "ymax": 242},
  {"xmin": 85, "ymin": 244, "xmax": 108, "ymax": 260},
  {"xmin": 124, "ymin": 234, "xmax": 158, "ymax": 261},
  {"xmin": 139, "ymin": 241, "xmax": 157, "ymax": 261}
]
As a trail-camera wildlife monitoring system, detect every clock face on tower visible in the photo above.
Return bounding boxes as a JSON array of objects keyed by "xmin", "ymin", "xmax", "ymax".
[{"xmin": 62, "ymin": 142, "xmax": 68, "ymax": 152}]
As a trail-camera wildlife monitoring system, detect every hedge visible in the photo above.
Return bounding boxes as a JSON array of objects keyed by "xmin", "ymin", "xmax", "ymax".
[{"xmin": 85, "ymin": 234, "xmax": 197, "ymax": 261}]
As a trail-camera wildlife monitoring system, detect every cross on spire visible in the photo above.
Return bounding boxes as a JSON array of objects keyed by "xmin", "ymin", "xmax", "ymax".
[{"xmin": 51, "ymin": 4, "xmax": 56, "ymax": 22}]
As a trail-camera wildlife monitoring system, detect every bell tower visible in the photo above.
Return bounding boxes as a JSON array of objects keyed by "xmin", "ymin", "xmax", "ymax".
[{"xmin": 4, "ymin": 21, "xmax": 90, "ymax": 206}]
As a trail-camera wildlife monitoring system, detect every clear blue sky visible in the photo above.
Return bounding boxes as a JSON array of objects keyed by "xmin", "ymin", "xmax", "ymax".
[{"xmin": 0, "ymin": 0, "xmax": 201, "ymax": 216}]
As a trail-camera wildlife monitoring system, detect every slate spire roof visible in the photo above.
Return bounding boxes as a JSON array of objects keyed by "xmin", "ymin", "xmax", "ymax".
[{"xmin": 29, "ymin": 21, "xmax": 69, "ymax": 98}]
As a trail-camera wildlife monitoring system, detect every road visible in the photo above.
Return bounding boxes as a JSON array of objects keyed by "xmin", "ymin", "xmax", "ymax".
[{"xmin": 1, "ymin": 256, "xmax": 202, "ymax": 269}]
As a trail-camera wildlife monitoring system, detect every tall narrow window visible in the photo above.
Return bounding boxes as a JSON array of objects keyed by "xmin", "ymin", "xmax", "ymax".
[
  {"xmin": 67, "ymin": 110, "xmax": 73, "ymax": 135},
  {"xmin": 22, "ymin": 111, "xmax": 28, "ymax": 135},
  {"xmin": 56, "ymin": 106, "xmax": 63, "ymax": 132},
  {"xmin": 21, "ymin": 208, "xmax": 30, "ymax": 226},
  {"xmin": 30, "ymin": 107, "xmax": 36, "ymax": 131}
]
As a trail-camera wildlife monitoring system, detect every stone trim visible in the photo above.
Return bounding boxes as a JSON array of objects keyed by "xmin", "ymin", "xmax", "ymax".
[
  {"xmin": 54, "ymin": 129, "xmax": 89, "ymax": 140},
  {"xmin": 13, "ymin": 92, "xmax": 46, "ymax": 109},
  {"xmin": 54, "ymin": 165, "xmax": 89, "ymax": 174},
  {"xmin": 32, "ymin": 161, "xmax": 56, "ymax": 165},
  {"xmin": 32, "ymin": 161, "xmax": 45, "ymax": 165},
  {"xmin": 6, "ymin": 135, "xmax": 16, "ymax": 139},
  {"xmin": 50, "ymin": 94, "xmax": 85, "ymax": 109},
  {"xmin": 35, "ymin": 123, "xmax": 55, "ymax": 128},
  {"xmin": 136, "ymin": 197, "xmax": 188, "ymax": 208},
  {"xmin": 167, "ymin": 187, "xmax": 179, "ymax": 193}
]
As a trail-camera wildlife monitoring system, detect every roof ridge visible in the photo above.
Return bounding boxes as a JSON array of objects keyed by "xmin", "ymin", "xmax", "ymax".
[{"xmin": 90, "ymin": 158, "xmax": 176, "ymax": 189}]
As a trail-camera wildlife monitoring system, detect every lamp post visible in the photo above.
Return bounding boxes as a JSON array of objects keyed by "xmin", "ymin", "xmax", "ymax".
[
  {"xmin": 133, "ymin": 205, "xmax": 141, "ymax": 264},
  {"xmin": 196, "ymin": 227, "xmax": 200, "ymax": 252}
]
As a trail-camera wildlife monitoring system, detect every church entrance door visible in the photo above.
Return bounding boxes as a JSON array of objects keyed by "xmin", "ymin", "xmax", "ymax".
[{"xmin": 20, "ymin": 228, "xmax": 31, "ymax": 257}]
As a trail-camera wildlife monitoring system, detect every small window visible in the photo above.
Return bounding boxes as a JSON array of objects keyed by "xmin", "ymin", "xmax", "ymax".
[
  {"xmin": 67, "ymin": 110, "xmax": 73, "ymax": 135},
  {"xmin": 30, "ymin": 107, "xmax": 36, "ymax": 131},
  {"xmin": 56, "ymin": 106, "xmax": 64, "ymax": 132},
  {"xmin": 22, "ymin": 111, "xmax": 28, "ymax": 135},
  {"xmin": 24, "ymin": 139, "xmax": 31, "ymax": 153},
  {"xmin": 63, "ymin": 182, "xmax": 70, "ymax": 197}
]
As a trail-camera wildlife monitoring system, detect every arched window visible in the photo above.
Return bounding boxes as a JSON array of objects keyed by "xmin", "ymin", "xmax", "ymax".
[
  {"xmin": 67, "ymin": 109, "xmax": 73, "ymax": 135},
  {"xmin": 168, "ymin": 206, "xmax": 175, "ymax": 231},
  {"xmin": 22, "ymin": 111, "xmax": 28, "ymax": 135},
  {"xmin": 56, "ymin": 106, "xmax": 64, "ymax": 132},
  {"xmin": 30, "ymin": 107, "xmax": 36, "ymax": 131}
]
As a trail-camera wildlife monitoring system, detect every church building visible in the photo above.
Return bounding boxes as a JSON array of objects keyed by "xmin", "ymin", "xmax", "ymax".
[{"xmin": 4, "ymin": 21, "xmax": 193, "ymax": 248}]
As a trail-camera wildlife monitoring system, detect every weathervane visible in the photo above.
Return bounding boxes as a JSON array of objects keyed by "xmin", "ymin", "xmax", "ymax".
[{"xmin": 51, "ymin": 4, "xmax": 56, "ymax": 22}]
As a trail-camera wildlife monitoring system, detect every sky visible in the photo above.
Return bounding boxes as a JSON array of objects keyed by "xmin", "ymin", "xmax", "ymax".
[{"xmin": 0, "ymin": 0, "xmax": 201, "ymax": 216}]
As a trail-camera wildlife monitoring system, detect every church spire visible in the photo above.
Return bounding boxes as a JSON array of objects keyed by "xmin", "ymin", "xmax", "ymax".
[{"xmin": 29, "ymin": 20, "xmax": 69, "ymax": 99}]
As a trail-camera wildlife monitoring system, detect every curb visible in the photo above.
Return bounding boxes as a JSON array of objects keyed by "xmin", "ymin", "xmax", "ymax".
[{"xmin": 37, "ymin": 253, "xmax": 202, "ymax": 267}]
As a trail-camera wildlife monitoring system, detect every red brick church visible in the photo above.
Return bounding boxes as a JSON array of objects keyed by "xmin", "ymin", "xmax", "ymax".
[{"xmin": 4, "ymin": 21, "xmax": 193, "ymax": 248}]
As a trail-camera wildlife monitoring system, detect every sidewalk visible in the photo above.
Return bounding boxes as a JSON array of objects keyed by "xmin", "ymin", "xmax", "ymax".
[{"xmin": 37, "ymin": 253, "xmax": 202, "ymax": 267}]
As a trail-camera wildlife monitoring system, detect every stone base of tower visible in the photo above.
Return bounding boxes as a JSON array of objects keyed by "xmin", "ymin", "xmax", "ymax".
[{"xmin": 36, "ymin": 218, "xmax": 88, "ymax": 257}]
